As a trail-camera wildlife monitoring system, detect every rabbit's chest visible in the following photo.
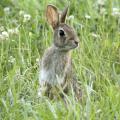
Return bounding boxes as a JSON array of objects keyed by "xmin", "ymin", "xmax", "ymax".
[{"xmin": 40, "ymin": 54, "xmax": 69, "ymax": 85}]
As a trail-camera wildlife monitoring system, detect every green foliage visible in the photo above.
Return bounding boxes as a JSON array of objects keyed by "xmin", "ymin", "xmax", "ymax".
[{"xmin": 0, "ymin": 0, "xmax": 120, "ymax": 119}]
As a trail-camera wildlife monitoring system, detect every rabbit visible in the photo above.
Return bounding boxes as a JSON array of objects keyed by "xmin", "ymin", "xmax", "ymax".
[{"xmin": 39, "ymin": 4, "xmax": 81, "ymax": 100}]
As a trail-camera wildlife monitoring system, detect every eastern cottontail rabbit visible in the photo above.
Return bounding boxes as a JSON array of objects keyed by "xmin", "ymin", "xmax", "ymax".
[{"xmin": 39, "ymin": 5, "xmax": 80, "ymax": 99}]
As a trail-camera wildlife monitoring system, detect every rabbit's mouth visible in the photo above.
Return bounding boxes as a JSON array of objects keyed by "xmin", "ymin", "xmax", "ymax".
[
  {"xmin": 68, "ymin": 41, "xmax": 79, "ymax": 49},
  {"xmin": 60, "ymin": 45, "xmax": 78, "ymax": 51},
  {"xmin": 54, "ymin": 42, "xmax": 78, "ymax": 52},
  {"xmin": 71, "ymin": 44, "xmax": 78, "ymax": 49}
]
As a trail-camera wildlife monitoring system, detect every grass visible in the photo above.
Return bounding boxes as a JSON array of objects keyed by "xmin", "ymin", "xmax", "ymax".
[{"xmin": 0, "ymin": 0, "xmax": 120, "ymax": 119}]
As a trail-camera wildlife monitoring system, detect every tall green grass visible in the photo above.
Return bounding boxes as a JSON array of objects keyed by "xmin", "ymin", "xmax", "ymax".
[{"xmin": 0, "ymin": 0, "xmax": 120, "ymax": 119}]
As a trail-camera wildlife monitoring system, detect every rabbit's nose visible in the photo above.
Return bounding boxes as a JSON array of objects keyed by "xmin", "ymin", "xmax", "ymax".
[{"xmin": 74, "ymin": 41, "xmax": 78, "ymax": 45}]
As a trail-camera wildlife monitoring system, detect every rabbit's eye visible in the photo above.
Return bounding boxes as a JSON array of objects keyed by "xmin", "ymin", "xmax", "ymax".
[{"xmin": 59, "ymin": 30, "xmax": 65, "ymax": 37}]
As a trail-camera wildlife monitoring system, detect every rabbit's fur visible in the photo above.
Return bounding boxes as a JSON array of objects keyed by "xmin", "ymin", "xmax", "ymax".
[{"xmin": 39, "ymin": 5, "xmax": 80, "ymax": 99}]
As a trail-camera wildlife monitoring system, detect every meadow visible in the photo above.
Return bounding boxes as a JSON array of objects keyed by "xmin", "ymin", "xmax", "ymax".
[{"xmin": 0, "ymin": 0, "xmax": 120, "ymax": 119}]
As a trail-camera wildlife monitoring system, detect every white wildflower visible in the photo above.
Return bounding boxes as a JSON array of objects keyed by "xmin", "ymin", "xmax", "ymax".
[
  {"xmin": 23, "ymin": 14, "xmax": 31, "ymax": 22},
  {"xmin": 112, "ymin": 8, "xmax": 119, "ymax": 13},
  {"xmin": 8, "ymin": 28, "xmax": 19, "ymax": 35},
  {"xmin": 97, "ymin": 0, "xmax": 105, "ymax": 6},
  {"xmin": 4, "ymin": 7, "xmax": 10, "ymax": 14},
  {"xmin": 96, "ymin": 0, "xmax": 106, "ymax": 15},
  {"xmin": 2, "ymin": 31, "xmax": 9, "ymax": 39},
  {"xmin": 112, "ymin": 7, "xmax": 120, "ymax": 17},
  {"xmin": 8, "ymin": 56, "xmax": 16, "ymax": 63},
  {"xmin": 85, "ymin": 14, "xmax": 91, "ymax": 19}
]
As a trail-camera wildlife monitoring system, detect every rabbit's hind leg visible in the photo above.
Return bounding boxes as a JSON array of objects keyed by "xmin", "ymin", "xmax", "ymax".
[{"xmin": 72, "ymin": 77, "xmax": 82, "ymax": 102}]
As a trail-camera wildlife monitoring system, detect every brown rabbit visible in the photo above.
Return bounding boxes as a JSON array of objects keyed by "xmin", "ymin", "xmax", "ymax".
[{"xmin": 39, "ymin": 5, "xmax": 80, "ymax": 99}]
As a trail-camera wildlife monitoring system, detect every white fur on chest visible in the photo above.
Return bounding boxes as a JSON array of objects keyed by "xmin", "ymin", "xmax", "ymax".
[{"xmin": 39, "ymin": 68, "xmax": 65, "ymax": 86}]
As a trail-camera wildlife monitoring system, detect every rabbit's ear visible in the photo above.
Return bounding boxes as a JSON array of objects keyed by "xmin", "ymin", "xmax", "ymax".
[
  {"xmin": 46, "ymin": 5, "xmax": 59, "ymax": 29},
  {"xmin": 60, "ymin": 6, "xmax": 68, "ymax": 23}
]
